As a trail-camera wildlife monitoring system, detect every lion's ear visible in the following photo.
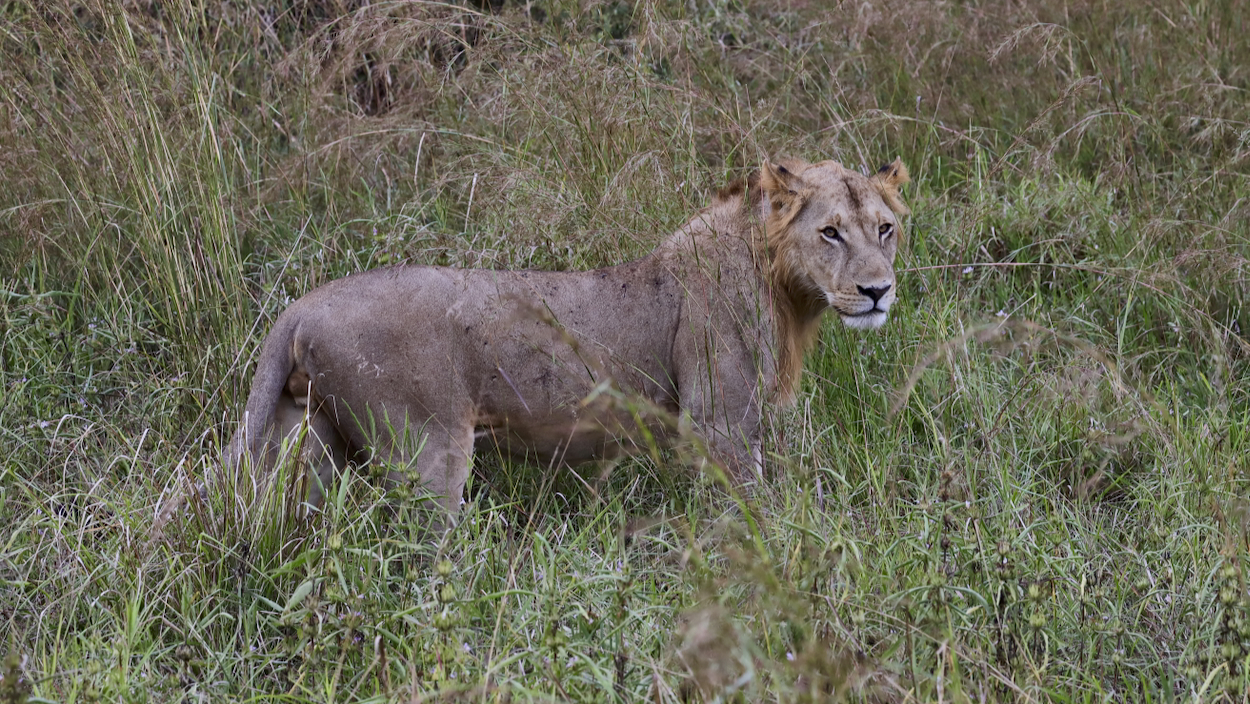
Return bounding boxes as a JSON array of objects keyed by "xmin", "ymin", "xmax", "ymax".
[
  {"xmin": 759, "ymin": 160, "xmax": 805, "ymax": 216},
  {"xmin": 871, "ymin": 157, "xmax": 911, "ymax": 215}
]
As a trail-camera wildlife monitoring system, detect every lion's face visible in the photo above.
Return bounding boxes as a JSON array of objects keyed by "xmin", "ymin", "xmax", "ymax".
[{"xmin": 761, "ymin": 158, "xmax": 910, "ymax": 330}]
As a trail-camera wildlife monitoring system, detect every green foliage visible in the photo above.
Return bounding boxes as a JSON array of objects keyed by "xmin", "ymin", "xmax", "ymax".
[{"xmin": 2, "ymin": 0, "xmax": 1249, "ymax": 700}]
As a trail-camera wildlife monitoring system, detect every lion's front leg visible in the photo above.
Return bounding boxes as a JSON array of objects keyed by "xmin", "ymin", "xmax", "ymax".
[
  {"xmin": 676, "ymin": 358, "xmax": 765, "ymax": 487},
  {"xmin": 697, "ymin": 417, "xmax": 763, "ymax": 486}
]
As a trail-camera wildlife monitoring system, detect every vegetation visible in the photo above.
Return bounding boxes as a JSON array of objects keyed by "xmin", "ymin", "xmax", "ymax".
[{"xmin": 2, "ymin": 0, "xmax": 1248, "ymax": 700}]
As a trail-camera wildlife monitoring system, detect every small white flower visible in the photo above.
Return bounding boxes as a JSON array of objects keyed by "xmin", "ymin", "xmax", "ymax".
[{"xmin": 962, "ymin": 266, "xmax": 974, "ymax": 274}]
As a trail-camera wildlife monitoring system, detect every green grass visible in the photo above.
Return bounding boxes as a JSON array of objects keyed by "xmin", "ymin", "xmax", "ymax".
[{"xmin": 2, "ymin": 0, "xmax": 1249, "ymax": 700}]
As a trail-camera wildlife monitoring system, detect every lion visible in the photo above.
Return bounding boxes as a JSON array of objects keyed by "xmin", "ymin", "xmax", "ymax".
[{"xmin": 227, "ymin": 156, "xmax": 910, "ymax": 516}]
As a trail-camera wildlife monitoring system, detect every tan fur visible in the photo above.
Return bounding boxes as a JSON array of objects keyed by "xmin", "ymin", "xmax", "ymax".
[
  {"xmin": 227, "ymin": 156, "xmax": 910, "ymax": 519},
  {"xmin": 872, "ymin": 158, "xmax": 911, "ymax": 215}
]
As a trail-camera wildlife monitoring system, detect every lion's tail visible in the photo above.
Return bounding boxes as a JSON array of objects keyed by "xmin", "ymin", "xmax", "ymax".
[{"xmin": 232, "ymin": 313, "xmax": 299, "ymax": 461}]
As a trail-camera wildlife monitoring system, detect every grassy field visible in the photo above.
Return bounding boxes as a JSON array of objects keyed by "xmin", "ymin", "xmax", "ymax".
[{"xmin": 2, "ymin": 0, "xmax": 1249, "ymax": 700}]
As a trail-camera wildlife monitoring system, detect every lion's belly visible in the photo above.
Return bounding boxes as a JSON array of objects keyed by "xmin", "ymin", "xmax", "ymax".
[
  {"xmin": 479, "ymin": 419, "xmax": 618, "ymax": 465},
  {"xmin": 477, "ymin": 406, "xmax": 672, "ymax": 465},
  {"xmin": 470, "ymin": 353, "xmax": 678, "ymax": 465}
]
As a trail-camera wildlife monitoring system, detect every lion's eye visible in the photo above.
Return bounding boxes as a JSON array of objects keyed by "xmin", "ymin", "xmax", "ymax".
[
  {"xmin": 820, "ymin": 226, "xmax": 842, "ymax": 243},
  {"xmin": 879, "ymin": 223, "xmax": 893, "ymax": 238}
]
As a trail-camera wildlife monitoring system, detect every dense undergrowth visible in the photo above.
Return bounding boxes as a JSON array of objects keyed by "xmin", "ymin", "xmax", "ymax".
[{"xmin": 1, "ymin": 0, "xmax": 1249, "ymax": 700}]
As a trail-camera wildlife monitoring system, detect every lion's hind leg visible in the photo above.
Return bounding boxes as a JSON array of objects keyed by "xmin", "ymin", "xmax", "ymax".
[
  {"xmin": 368, "ymin": 411, "xmax": 476, "ymax": 528},
  {"xmin": 270, "ymin": 392, "xmax": 349, "ymax": 508}
]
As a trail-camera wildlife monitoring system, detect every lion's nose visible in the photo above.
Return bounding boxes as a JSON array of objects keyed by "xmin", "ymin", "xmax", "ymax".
[{"xmin": 858, "ymin": 284, "xmax": 891, "ymax": 303}]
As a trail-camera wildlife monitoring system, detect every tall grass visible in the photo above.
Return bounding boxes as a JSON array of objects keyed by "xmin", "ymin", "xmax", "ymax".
[{"xmin": 1, "ymin": 0, "xmax": 1248, "ymax": 700}]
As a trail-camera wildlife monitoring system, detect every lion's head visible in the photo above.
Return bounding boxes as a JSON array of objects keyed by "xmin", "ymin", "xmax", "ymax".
[{"xmin": 760, "ymin": 157, "xmax": 910, "ymax": 330}]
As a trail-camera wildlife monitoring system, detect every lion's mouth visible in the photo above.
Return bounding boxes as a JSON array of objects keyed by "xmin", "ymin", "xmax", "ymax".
[{"xmin": 838, "ymin": 308, "xmax": 889, "ymax": 330}]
